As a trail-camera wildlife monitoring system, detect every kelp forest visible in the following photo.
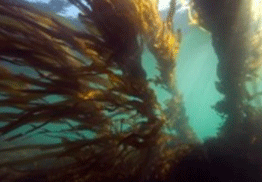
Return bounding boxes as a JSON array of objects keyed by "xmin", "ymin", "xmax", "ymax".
[{"xmin": 0, "ymin": 0, "xmax": 262, "ymax": 181}]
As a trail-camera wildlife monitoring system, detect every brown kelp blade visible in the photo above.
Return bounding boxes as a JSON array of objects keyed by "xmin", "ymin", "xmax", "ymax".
[{"xmin": 0, "ymin": 0, "xmax": 196, "ymax": 181}]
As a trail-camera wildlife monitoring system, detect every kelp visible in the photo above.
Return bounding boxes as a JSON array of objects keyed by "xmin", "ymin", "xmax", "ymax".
[
  {"xmin": 0, "ymin": 0, "xmax": 197, "ymax": 181},
  {"xmin": 191, "ymin": 0, "xmax": 262, "ymax": 138}
]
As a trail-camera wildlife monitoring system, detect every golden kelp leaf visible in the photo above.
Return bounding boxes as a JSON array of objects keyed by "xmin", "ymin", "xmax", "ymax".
[
  {"xmin": 0, "ymin": 1, "xmax": 198, "ymax": 181},
  {"xmin": 78, "ymin": 89, "xmax": 104, "ymax": 100},
  {"xmin": 0, "ymin": 16, "xmax": 30, "ymax": 33},
  {"xmin": 108, "ymin": 73, "xmax": 124, "ymax": 86},
  {"xmin": 126, "ymin": 0, "xmax": 180, "ymax": 91}
]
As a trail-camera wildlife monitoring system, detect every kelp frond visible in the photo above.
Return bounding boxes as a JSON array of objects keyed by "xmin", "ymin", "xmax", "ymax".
[
  {"xmin": 181, "ymin": 0, "xmax": 209, "ymax": 33},
  {"xmin": 132, "ymin": 0, "xmax": 180, "ymax": 92},
  {"xmin": 0, "ymin": 0, "xmax": 196, "ymax": 181},
  {"xmin": 245, "ymin": 7, "xmax": 262, "ymax": 108}
]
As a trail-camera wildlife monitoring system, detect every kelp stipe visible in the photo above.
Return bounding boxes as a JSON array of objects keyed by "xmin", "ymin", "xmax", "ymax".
[
  {"xmin": 181, "ymin": 1, "xmax": 262, "ymax": 181},
  {"xmin": 190, "ymin": 0, "xmax": 261, "ymax": 137},
  {"xmin": 2, "ymin": 0, "xmax": 262, "ymax": 182},
  {"xmin": 0, "ymin": 0, "xmax": 197, "ymax": 181}
]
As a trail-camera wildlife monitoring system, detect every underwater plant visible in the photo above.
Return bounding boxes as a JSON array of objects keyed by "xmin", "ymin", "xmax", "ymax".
[
  {"xmin": 191, "ymin": 0, "xmax": 262, "ymax": 137},
  {"xmin": 0, "ymin": 0, "xmax": 262, "ymax": 182},
  {"xmin": 0, "ymin": 0, "xmax": 197, "ymax": 181}
]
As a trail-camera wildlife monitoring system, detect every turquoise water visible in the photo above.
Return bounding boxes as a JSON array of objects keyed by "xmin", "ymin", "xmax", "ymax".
[
  {"xmin": 142, "ymin": 27, "xmax": 222, "ymax": 140},
  {"xmin": 0, "ymin": 6, "xmax": 224, "ymax": 146},
  {"xmin": 176, "ymin": 27, "xmax": 222, "ymax": 139},
  {"xmin": 1, "ymin": 1, "xmax": 262, "ymax": 182},
  {"xmin": 138, "ymin": 7, "xmax": 223, "ymax": 140}
]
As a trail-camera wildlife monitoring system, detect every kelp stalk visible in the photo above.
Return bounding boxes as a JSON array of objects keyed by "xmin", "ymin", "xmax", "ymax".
[{"xmin": 192, "ymin": 0, "xmax": 253, "ymax": 137}]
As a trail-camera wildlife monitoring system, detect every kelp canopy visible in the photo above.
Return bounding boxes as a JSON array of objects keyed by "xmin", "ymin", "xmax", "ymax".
[{"xmin": 0, "ymin": 0, "xmax": 197, "ymax": 181}]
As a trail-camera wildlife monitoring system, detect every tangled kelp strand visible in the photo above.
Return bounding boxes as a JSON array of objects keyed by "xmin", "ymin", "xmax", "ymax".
[{"xmin": 0, "ymin": 0, "xmax": 196, "ymax": 181}]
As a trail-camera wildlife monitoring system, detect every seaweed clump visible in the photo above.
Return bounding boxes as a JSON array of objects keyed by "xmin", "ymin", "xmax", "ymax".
[
  {"xmin": 191, "ymin": 0, "xmax": 257, "ymax": 137},
  {"xmin": 178, "ymin": 0, "xmax": 262, "ymax": 181},
  {"xmin": 0, "ymin": 0, "xmax": 197, "ymax": 181}
]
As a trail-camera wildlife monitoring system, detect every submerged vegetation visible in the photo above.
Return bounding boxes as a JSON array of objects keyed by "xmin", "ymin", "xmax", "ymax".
[
  {"xmin": 0, "ymin": 0, "xmax": 196, "ymax": 181},
  {"xmin": 0, "ymin": 0, "xmax": 262, "ymax": 181}
]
